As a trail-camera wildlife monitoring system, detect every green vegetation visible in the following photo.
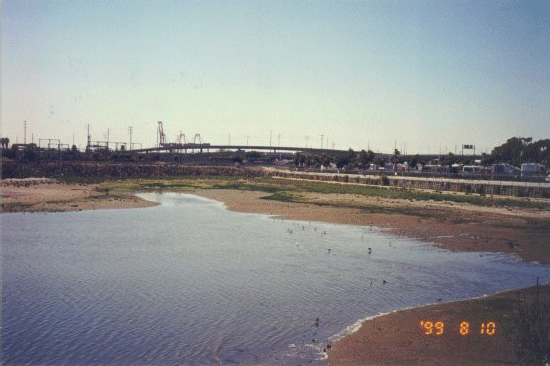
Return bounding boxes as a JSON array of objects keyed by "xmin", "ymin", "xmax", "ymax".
[
  {"xmin": 106, "ymin": 175, "xmax": 261, "ymax": 192},
  {"xmin": 506, "ymin": 287, "xmax": 550, "ymax": 365},
  {"xmin": 103, "ymin": 175, "xmax": 550, "ymax": 212},
  {"xmin": 491, "ymin": 137, "xmax": 550, "ymax": 167},
  {"xmin": 2, "ymin": 202, "xmax": 34, "ymax": 212},
  {"xmin": 262, "ymin": 177, "xmax": 550, "ymax": 209},
  {"xmin": 290, "ymin": 136, "xmax": 550, "ymax": 172}
]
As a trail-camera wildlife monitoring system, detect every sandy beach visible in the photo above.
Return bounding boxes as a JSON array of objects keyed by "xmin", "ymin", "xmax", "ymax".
[
  {"xmin": 3, "ymin": 178, "xmax": 549, "ymax": 365},
  {"xmin": 1, "ymin": 178, "xmax": 158, "ymax": 212}
]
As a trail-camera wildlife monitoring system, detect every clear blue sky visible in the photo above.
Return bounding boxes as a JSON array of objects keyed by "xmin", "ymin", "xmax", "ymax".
[{"xmin": 2, "ymin": 1, "xmax": 549, "ymax": 154}]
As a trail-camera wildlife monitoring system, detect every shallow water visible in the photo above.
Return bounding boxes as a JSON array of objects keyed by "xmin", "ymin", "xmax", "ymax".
[{"xmin": 3, "ymin": 192, "xmax": 550, "ymax": 365}]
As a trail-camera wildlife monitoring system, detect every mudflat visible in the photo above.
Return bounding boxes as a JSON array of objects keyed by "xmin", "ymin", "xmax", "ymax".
[{"xmin": 1, "ymin": 178, "xmax": 158, "ymax": 212}]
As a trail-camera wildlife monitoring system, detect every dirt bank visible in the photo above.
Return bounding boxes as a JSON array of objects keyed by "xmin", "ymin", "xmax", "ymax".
[
  {"xmin": 2, "ymin": 178, "xmax": 157, "ymax": 212},
  {"xmin": 327, "ymin": 283, "xmax": 549, "ymax": 366}
]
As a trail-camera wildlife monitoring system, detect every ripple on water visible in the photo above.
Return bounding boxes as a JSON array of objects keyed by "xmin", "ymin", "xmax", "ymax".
[{"xmin": 2, "ymin": 193, "xmax": 550, "ymax": 365}]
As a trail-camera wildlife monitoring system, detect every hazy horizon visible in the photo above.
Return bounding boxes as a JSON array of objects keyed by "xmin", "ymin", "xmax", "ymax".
[{"xmin": 2, "ymin": 1, "xmax": 549, "ymax": 154}]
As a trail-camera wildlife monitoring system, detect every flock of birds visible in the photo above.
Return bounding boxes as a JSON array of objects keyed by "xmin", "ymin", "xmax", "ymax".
[
  {"xmin": 283, "ymin": 222, "xmax": 397, "ymax": 357},
  {"xmin": 285, "ymin": 223, "xmax": 390, "ymax": 288}
]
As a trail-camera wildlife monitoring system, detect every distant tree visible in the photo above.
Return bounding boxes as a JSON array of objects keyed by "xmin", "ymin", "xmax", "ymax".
[
  {"xmin": 481, "ymin": 152, "xmax": 494, "ymax": 167},
  {"xmin": 306, "ymin": 154, "xmax": 316, "ymax": 167},
  {"xmin": 22, "ymin": 145, "xmax": 39, "ymax": 162},
  {"xmin": 356, "ymin": 149, "xmax": 374, "ymax": 169},
  {"xmin": 441, "ymin": 152, "xmax": 457, "ymax": 167},
  {"xmin": 367, "ymin": 150, "xmax": 375, "ymax": 163},
  {"xmin": 390, "ymin": 149, "xmax": 401, "ymax": 165},
  {"xmin": 68, "ymin": 144, "xmax": 82, "ymax": 161},
  {"xmin": 4, "ymin": 143, "xmax": 17, "ymax": 159},
  {"xmin": 525, "ymin": 139, "xmax": 550, "ymax": 167},
  {"xmin": 409, "ymin": 154, "xmax": 420, "ymax": 169},
  {"xmin": 321, "ymin": 155, "xmax": 333, "ymax": 168},
  {"xmin": 1, "ymin": 137, "xmax": 9, "ymax": 148},
  {"xmin": 489, "ymin": 137, "xmax": 550, "ymax": 167},
  {"xmin": 373, "ymin": 156, "xmax": 385, "ymax": 167},
  {"xmin": 294, "ymin": 152, "xmax": 306, "ymax": 167},
  {"xmin": 246, "ymin": 151, "xmax": 262, "ymax": 162},
  {"xmin": 491, "ymin": 137, "xmax": 532, "ymax": 166},
  {"xmin": 335, "ymin": 149, "xmax": 355, "ymax": 169}
]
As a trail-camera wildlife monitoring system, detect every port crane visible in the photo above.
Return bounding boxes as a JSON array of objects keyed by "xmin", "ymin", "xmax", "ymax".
[{"xmin": 156, "ymin": 121, "xmax": 210, "ymax": 152}]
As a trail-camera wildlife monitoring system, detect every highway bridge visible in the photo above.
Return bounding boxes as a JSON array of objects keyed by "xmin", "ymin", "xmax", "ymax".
[
  {"xmin": 130, "ymin": 144, "xmax": 376, "ymax": 156},
  {"xmin": 150, "ymin": 121, "xmax": 359, "ymax": 155}
]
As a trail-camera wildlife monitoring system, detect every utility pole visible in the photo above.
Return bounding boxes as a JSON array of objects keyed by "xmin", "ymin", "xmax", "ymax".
[
  {"xmin": 320, "ymin": 135, "xmax": 324, "ymax": 149},
  {"xmin": 270, "ymin": 130, "xmax": 272, "ymax": 151},
  {"xmin": 305, "ymin": 135, "xmax": 309, "ymax": 149},
  {"xmin": 128, "ymin": 126, "xmax": 133, "ymax": 150},
  {"xmin": 24, "ymin": 120, "xmax": 27, "ymax": 144},
  {"xmin": 87, "ymin": 124, "xmax": 91, "ymax": 150}
]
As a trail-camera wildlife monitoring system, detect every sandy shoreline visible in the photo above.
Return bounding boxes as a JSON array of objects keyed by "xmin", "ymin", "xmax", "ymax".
[
  {"xmin": 4, "ymin": 180, "xmax": 548, "ymax": 266},
  {"xmin": 3, "ymin": 179, "xmax": 549, "ymax": 365},
  {"xmin": 193, "ymin": 188, "xmax": 550, "ymax": 265},
  {"xmin": 1, "ymin": 178, "xmax": 158, "ymax": 212},
  {"xmin": 327, "ymin": 283, "xmax": 549, "ymax": 366},
  {"xmin": 188, "ymin": 189, "xmax": 550, "ymax": 365},
  {"xmin": 183, "ymin": 189, "xmax": 550, "ymax": 365}
]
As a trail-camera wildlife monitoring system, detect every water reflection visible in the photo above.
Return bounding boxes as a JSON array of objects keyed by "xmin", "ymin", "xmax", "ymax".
[{"xmin": 3, "ymin": 192, "xmax": 549, "ymax": 365}]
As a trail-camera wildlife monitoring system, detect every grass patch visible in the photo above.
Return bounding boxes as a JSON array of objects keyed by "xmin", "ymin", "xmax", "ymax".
[
  {"xmin": 100, "ymin": 175, "xmax": 550, "ymax": 211},
  {"xmin": 2, "ymin": 202, "xmax": 34, "ymax": 211},
  {"xmin": 267, "ymin": 177, "xmax": 550, "ymax": 210},
  {"xmin": 107, "ymin": 179, "xmax": 206, "ymax": 192},
  {"xmin": 262, "ymin": 191, "xmax": 300, "ymax": 202}
]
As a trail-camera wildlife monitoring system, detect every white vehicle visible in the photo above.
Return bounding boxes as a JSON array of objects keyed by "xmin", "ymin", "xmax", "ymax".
[
  {"xmin": 545, "ymin": 175, "xmax": 550, "ymax": 182},
  {"xmin": 521, "ymin": 163, "xmax": 546, "ymax": 179}
]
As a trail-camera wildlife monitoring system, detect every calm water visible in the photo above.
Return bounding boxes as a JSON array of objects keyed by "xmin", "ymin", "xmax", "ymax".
[{"xmin": 3, "ymin": 192, "xmax": 550, "ymax": 365}]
